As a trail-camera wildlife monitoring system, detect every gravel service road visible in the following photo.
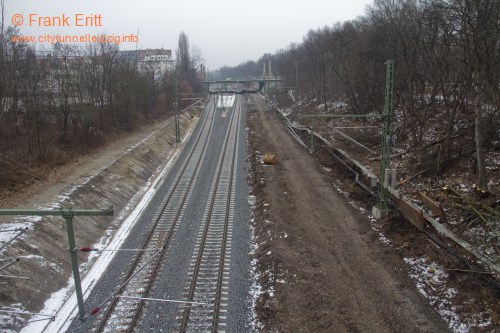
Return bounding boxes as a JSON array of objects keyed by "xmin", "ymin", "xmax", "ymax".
[{"xmin": 247, "ymin": 93, "xmax": 450, "ymax": 333}]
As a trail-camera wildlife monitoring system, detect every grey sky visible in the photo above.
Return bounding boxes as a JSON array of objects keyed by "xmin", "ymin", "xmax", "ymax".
[{"xmin": 5, "ymin": 0, "xmax": 373, "ymax": 69}]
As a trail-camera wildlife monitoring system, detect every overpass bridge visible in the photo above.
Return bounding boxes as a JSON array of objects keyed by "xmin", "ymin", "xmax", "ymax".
[{"xmin": 204, "ymin": 77, "xmax": 282, "ymax": 94}]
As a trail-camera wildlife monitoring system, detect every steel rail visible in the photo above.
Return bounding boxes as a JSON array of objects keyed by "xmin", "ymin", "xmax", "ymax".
[
  {"xmin": 93, "ymin": 97, "xmax": 218, "ymax": 332},
  {"xmin": 212, "ymin": 97, "xmax": 241, "ymax": 332},
  {"xmin": 178, "ymin": 96, "xmax": 241, "ymax": 332}
]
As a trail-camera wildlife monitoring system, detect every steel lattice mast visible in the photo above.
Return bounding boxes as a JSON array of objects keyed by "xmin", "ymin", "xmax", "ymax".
[{"xmin": 377, "ymin": 60, "xmax": 395, "ymax": 211}]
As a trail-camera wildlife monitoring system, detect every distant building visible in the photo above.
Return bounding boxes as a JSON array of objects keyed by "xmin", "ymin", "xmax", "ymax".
[
  {"xmin": 137, "ymin": 49, "xmax": 174, "ymax": 80},
  {"xmin": 118, "ymin": 50, "xmax": 138, "ymax": 64},
  {"xmin": 118, "ymin": 48, "xmax": 175, "ymax": 80}
]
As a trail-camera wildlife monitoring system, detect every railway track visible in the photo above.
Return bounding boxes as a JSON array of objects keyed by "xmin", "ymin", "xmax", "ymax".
[
  {"xmin": 175, "ymin": 96, "xmax": 241, "ymax": 332},
  {"xmin": 91, "ymin": 97, "xmax": 217, "ymax": 332},
  {"xmin": 90, "ymin": 95, "xmax": 243, "ymax": 332}
]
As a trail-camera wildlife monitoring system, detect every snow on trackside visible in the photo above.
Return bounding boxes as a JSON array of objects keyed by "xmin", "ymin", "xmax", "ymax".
[
  {"xmin": 249, "ymin": 213, "xmax": 263, "ymax": 332},
  {"xmin": 0, "ymin": 220, "xmax": 35, "ymax": 249},
  {"xmin": 21, "ymin": 124, "xmax": 194, "ymax": 333},
  {"xmin": 0, "ymin": 303, "xmax": 26, "ymax": 333},
  {"xmin": 246, "ymin": 110, "xmax": 263, "ymax": 331},
  {"xmin": 216, "ymin": 94, "xmax": 235, "ymax": 109}
]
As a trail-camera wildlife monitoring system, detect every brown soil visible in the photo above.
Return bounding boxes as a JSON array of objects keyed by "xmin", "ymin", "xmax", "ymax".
[
  {"xmin": 275, "ymin": 96, "xmax": 500, "ymax": 330},
  {"xmin": 247, "ymin": 94, "xmax": 451, "ymax": 332}
]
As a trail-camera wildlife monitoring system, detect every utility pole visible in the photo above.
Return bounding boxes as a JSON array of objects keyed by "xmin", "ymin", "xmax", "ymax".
[
  {"xmin": 373, "ymin": 60, "xmax": 394, "ymax": 218},
  {"xmin": 295, "ymin": 60, "xmax": 299, "ymax": 119},
  {"xmin": 295, "ymin": 61, "xmax": 298, "ymax": 95},
  {"xmin": 174, "ymin": 71, "xmax": 180, "ymax": 144}
]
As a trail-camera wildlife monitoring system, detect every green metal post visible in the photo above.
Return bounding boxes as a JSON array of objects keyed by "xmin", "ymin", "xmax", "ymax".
[
  {"xmin": 63, "ymin": 214, "xmax": 86, "ymax": 321},
  {"xmin": 377, "ymin": 60, "xmax": 395, "ymax": 210},
  {"xmin": 0, "ymin": 207, "xmax": 113, "ymax": 322},
  {"xmin": 175, "ymin": 109, "xmax": 180, "ymax": 144}
]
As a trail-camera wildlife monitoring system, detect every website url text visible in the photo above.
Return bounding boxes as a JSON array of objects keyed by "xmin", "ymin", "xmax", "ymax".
[{"xmin": 11, "ymin": 33, "xmax": 139, "ymax": 45}]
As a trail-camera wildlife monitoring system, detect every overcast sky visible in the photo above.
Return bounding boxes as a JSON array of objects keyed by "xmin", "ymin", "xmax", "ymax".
[{"xmin": 5, "ymin": 0, "xmax": 373, "ymax": 69}]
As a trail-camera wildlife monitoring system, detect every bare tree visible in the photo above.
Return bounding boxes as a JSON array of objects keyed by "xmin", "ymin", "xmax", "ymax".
[
  {"xmin": 450, "ymin": 0, "xmax": 498, "ymax": 188},
  {"xmin": 176, "ymin": 31, "xmax": 192, "ymax": 93},
  {"xmin": 176, "ymin": 32, "xmax": 203, "ymax": 95},
  {"xmin": 0, "ymin": 0, "xmax": 5, "ymax": 120},
  {"xmin": 221, "ymin": 0, "xmax": 498, "ymax": 189}
]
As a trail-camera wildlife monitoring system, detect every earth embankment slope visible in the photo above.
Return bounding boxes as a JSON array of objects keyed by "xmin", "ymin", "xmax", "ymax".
[{"xmin": 0, "ymin": 107, "xmax": 200, "ymax": 331}]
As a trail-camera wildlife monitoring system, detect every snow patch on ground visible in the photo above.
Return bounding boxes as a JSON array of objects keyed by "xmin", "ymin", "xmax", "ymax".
[
  {"xmin": 0, "ymin": 223, "xmax": 32, "ymax": 252},
  {"xmin": 0, "ymin": 304, "xmax": 31, "ymax": 332},
  {"xmin": 403, "ymin": 256, "xmax": 492, "ymax": 332},
  {"xmin": 249, "ymin": 208, "xmax": 264, "ymax": 332},
  {"xmin": 368, "ymin": 216, "xmax": 392, "ymax": 245},
  {"xmin": 216, "ymin": 95, "xmax": 236, "ymax": 109}
]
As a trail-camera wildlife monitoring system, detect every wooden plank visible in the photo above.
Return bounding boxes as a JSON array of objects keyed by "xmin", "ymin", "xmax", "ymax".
[
  {"xmin": 418, "ymin": 191, "xmax": 446, "ymax": 221},
  {"xmin": 390, "ymin": 189, "xmax": 499, "ymax": 277},
  {"xmin": 398, "ymin": 198, "xmax": 425, "ymax": 231}
]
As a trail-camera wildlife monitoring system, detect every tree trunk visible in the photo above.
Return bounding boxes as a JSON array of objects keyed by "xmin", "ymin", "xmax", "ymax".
[{"xmin": 474, "ymin": 93, "xmax": 487, "ymax": 189}]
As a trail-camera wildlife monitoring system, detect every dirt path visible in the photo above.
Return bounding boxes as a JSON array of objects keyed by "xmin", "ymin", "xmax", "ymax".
[{"xmin": 247, "ymin": 94, "xmax": 450, "ymax": 332}]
